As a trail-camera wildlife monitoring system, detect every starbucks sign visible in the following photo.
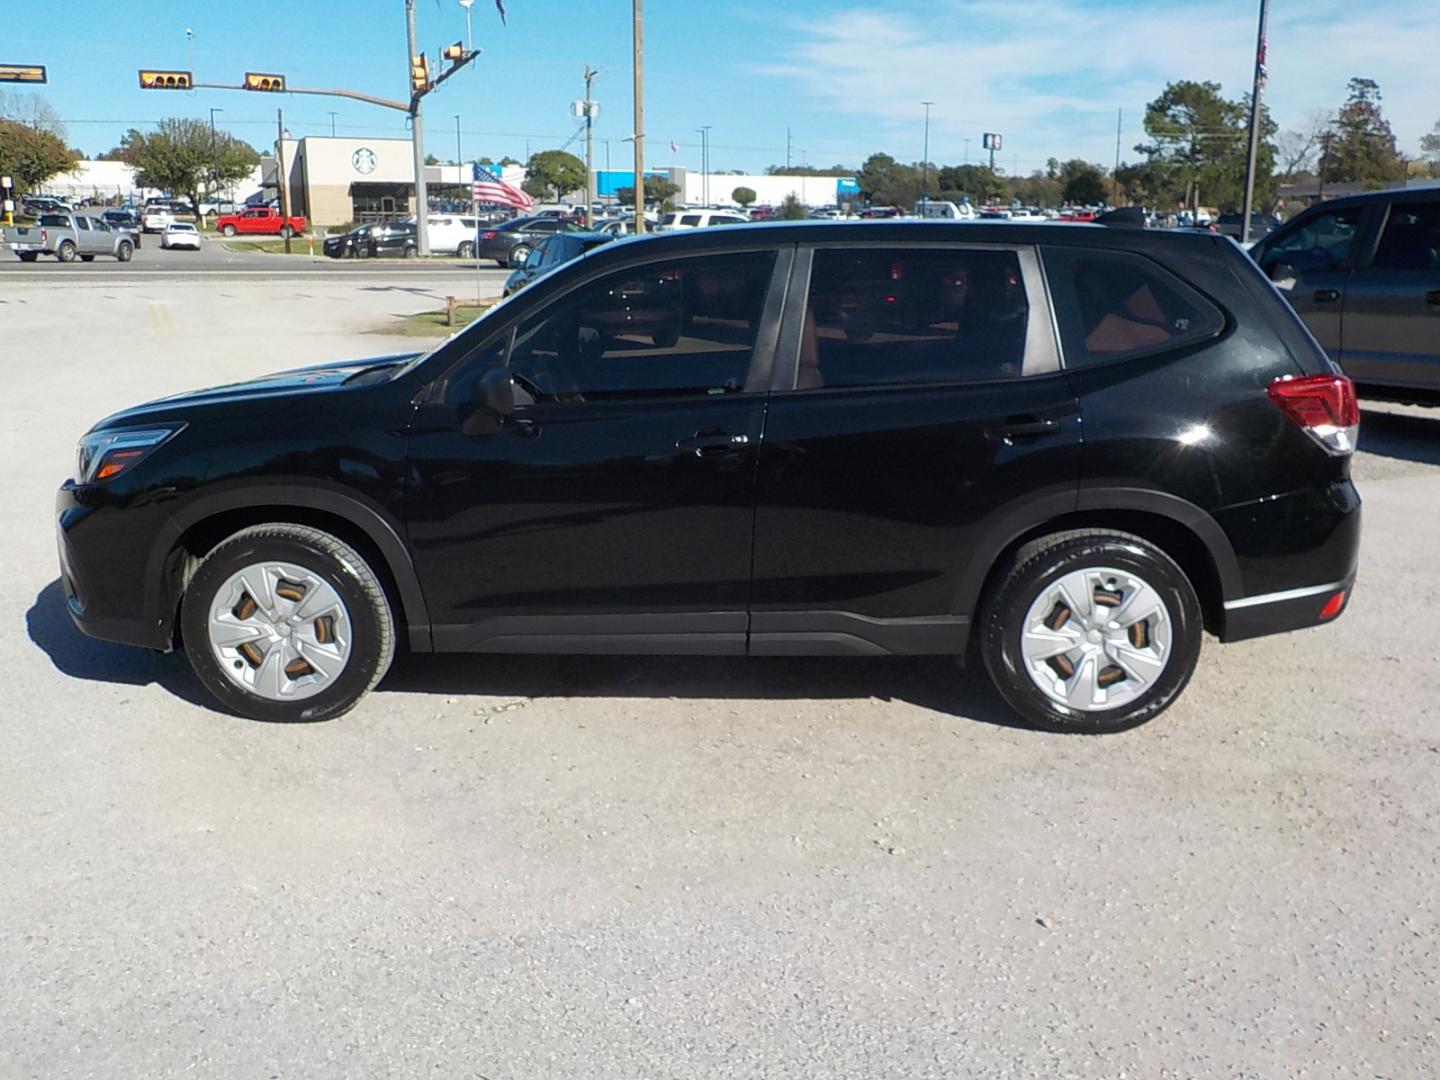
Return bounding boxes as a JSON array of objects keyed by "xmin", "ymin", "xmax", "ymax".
[{"xmin": 351, "ymin": 147, "xmax": 378, "ymax": 175}]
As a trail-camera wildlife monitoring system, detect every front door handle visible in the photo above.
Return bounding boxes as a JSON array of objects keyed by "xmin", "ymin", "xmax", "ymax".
[
  {"xmin": 1313, "ymin": 288, "xmax": 1341, "ymax": 303},
  {"xmin": 677, "ymin": 431, "xmax": 749, "ymax": 458},
  {"xmin": 985, "ymin": 418, "xmax": 1061, "ymax": 443}
]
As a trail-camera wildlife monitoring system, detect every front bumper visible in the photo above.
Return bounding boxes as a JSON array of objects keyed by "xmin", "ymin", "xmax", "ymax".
[{"xmin": 56, "ymin": 482, "xmax": 175, "ymax": 651}]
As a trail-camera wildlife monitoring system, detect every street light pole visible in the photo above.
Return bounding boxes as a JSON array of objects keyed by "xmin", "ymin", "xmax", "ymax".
[
  {"xmin": 1239, "ymin": 0, "xmax": 1270, "ymax": 245},
  {"xmin": 405, "ymin": 0, "xmax": 430, "ymax": 255},
  {"xmin": 921, "ymin": 101, "xmax": 933, "ymax": 197},
  {"xmin": 631, "ymin": 0, "xmax": 645, "ymax": 233},
  {"xmin": 699, "ymin": 125, "xmax": 711, "ymax": 205},
  {"xmin": 454, "ymin": 113, "xmax": 462, "ymax": 165},
  {"xmin": 275, "ymin": 107, "xmax": 292, "ymax": 254}
]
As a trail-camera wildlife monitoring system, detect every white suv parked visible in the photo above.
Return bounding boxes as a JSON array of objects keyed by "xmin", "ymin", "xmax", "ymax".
[
  {"xmin": 418, "ymin": 215, "xmax": 481, "ymax": 256},
  {"xmin": 656, "ymin": 209, "xmax": 750, "ymax": 230}
]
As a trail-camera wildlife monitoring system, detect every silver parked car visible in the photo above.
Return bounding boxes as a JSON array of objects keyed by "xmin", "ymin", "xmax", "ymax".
[{"xmin": 4, "ymin": 214, "xmax": 135, "ymax": 263}]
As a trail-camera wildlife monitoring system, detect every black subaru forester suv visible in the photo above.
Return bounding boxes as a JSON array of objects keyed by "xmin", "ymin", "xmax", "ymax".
[{"xmin": 57, "ymin": 222, "xmax": 1361, "ymax": 732}]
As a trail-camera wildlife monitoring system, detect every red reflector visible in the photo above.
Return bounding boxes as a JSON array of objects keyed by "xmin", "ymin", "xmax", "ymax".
[{"xmin": 1318, "ymin": 590, "xmax": 1347, "ymax": 620}]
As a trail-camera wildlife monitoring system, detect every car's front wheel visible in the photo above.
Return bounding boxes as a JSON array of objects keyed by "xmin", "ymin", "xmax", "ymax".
[
  {"xmin": 980, "ymin": 529, "xmax": 1202, "ymax": 733},
  {"xmin": 116, "ymin": 241, "xmax": 133, "ymax": 262},
  {"xmin": 180, "ymin": 524, "xmax": 395, "ymax": 722}
]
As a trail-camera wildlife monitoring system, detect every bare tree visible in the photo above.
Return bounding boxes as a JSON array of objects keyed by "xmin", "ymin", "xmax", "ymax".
[
  {"xmin": 0, "ymin": 90, "xmax": 65, "ymax": 138},
  {"xmin": 1274, "ymin": 109, "xmax": 1333, "ymax": 181}
]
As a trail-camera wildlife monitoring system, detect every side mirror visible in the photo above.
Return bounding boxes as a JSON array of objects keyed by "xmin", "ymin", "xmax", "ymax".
[{"xmin": 474, "ymin": 367, "xmax": 515, "ymax": 418}]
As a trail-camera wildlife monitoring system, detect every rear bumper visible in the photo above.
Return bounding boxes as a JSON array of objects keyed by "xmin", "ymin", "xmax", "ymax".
[{"xmin": 1220, "ymin": 574, "xmax": 1355, "ymax": 642}]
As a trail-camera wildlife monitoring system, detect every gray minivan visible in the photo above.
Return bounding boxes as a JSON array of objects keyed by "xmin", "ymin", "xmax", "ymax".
[{"xmin": 1248, "ymin": 187, "xmax": 1440, "ymax": 401}]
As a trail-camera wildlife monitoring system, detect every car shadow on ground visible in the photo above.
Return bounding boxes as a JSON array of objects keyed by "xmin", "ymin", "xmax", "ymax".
[
  {"xmin": 26, "ymin": 579, "xmax": 215, "ymax": 710},
  {"xmin": 379, "ymin": 651, "xmax": 1032, "ymax": 731},
  {"xmin": 1359, "ymin": 405, "xmax": 1440, "ymax": 466},
  {"xmin": 27, "ymin": 578, "xmax": 1029, "ymax": 730}
]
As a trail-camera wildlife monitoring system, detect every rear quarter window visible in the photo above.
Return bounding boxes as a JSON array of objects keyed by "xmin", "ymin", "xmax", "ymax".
[{"xmin": 1042, "ymin": 246, "xmax": 1225, "ymax": 368}]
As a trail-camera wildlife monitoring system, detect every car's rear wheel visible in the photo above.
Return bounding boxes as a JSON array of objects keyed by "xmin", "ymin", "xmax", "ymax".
[
  {"xmin": 457, "ymin": 241, "xmax": 475, "ymax": 258},
  {"xmin": 980, "ymin": 529, "xmax": 1202, "ymax": 733},
  {"xmin": 56, "ymin": 241, "xmax": 76, "ymax": 263},
  {"xmin": 509, "ymin": 244, "xmax": 531, "ymax": 268},
  {"xmin": 180, "ymin": 524, "xmax": 395, "ymax": 723},
  {"xmin": 116, "ymin": 241, "xmax": 133, "ymax": 262},
  {"xmin": 279, "ymin": 225, "xmax": 294, "ymax": 239},
  {"xmin": 222, "ymin": 224, "xmax": 236, "ymax": 237}
]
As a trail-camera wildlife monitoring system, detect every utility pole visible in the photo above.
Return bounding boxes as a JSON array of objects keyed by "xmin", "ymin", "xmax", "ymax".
[
  {"xmin": 786, "ymin": 126, "xmax": 792, "ymax": 170},
  {"xmin": 1113, "ymin": 108, "xmax": 1122, "ymax": 204},
  {"xmin": 921, "ymin": 101, "xmax": 934, "ymax": 197},
  {"xmin": 454, "ymin": 114, "xmax": 462, "ymax": 166},
  {"xmin": 698, "ymin": 125, "xmax": 711, "ymax": 204},
  {"xmin": 275, "ymin": 107, "xmax": 292, "ymax": 254},
  {"xmin": 405, "ymin": 0, "xmax": 430, "ymax": 255},
  {"xmin": 963, "ymin": 137, "xmax": 970, "ymax": 164},
  {"xmin": 583, "ymin": 65, "xmax": 597, "ymax": 227},
  {"xmin": 632, "ymin": 0, "xmax": 645, "ymax": 233},
  {"xmin": 1239, "ymin": 0, "xmax": 1270, "ymax": 244},
  {"xmin": 328, "ymin": 111, "xmax": 338, "ymax": 137},
  {"xmin": 209, "ymin": 107, "xmax": 222, "ymax": 217}
]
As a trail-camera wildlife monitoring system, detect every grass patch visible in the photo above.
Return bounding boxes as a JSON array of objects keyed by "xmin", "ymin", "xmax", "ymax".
[
  {"xmin": 221, "ymin": 239, "xmax": 321, "ymax": 255},
  {"xmin": 382, "ymin": 302, "xmax": 499, "ymax": 337}
]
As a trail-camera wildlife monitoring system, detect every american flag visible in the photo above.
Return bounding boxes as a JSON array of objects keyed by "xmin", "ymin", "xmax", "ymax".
[{"xmin": 472, "ymin": 177, "xmax": 534, "ymax": 210}]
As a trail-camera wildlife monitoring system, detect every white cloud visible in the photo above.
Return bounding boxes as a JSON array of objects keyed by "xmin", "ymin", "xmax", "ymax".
[{"xmin": 753, "ymin": 0, "xmax": 1440, "ymax": 169}]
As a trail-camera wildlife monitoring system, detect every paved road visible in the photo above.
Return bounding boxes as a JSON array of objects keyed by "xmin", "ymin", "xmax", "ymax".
[
  {"xmin": 1, "ymin": 236, "xmax": 512, "ymax": 278},
  {"xmin": 1, "ymin": 275, "xmax": 1436, "ymax": 1078}
]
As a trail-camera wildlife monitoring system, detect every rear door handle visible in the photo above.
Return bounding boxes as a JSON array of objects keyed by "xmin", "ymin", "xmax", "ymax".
[
  {"xmin": 1313, "ymin": 288, "xmax": 1341, "ymax": 303},
  {"xmin": 677, "ymin": 431, "xmax": 749, "ymax": 458},
  {"xmin": 985, "ymin": 418, "xmax": 1061, "ymax": 443}
]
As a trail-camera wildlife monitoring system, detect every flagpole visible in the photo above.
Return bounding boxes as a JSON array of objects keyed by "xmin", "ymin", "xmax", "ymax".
[{"xmin": 1240, "ymin": 0, "xmax": 1270, "ymax": 245}]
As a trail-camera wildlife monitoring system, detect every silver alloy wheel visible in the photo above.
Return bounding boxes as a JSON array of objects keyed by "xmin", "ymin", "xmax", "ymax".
[
  {"xmin": 207, "ymin": 560, "xmax": 352, "ymax": 702},
  {"xmin": 1019, "ymin": 565, "xmax": 1173, "ymax": 713}
]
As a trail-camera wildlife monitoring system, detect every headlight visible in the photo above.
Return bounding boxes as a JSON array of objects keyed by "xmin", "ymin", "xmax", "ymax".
[{"xmin": 76, "ymin": 425, "xmax": 184, "ymax": 484}]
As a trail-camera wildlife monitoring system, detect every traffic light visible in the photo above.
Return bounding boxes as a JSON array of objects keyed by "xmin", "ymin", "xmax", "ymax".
[
  {"xmin": 443, "ymin": 41, "xmax": 464, "ymax": 62},
  {"xmin": 0, "ymin": 64, "xmax": 47, "ymax": 84},
  {"xmin": 138, "ymin": 69, "xmax": 191, "ymax": 90},
  {"xmin": 410, "ymin": 53, "xmax": 430, "ymax": 94},
  {"xmin": 244, "ymin": 72, "xmax": 286, "ymax": 92}
]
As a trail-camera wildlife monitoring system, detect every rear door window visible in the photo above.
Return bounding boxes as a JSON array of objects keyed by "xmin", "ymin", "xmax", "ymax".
[
  {"xmin": 1043, "ymin": 247, "xmax": 1225, "ymax": 367},
  {"xmin": 796, "ymin": 247, "xmax": 1050, "ymax": 388},
  {"xmin": 1370, "ymin": 202, "xmax": 1440, "ymax": 271}
]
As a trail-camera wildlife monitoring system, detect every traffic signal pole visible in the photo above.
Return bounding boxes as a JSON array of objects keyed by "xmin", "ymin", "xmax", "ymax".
[{"xmin": 405, "ymin": 0, "xmax": 430, "ymax": 256}]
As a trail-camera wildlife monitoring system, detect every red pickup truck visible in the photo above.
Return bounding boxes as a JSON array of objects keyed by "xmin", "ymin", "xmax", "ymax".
[{"xmin": 215, "ymin": 206, "xmax": 308, "ymax": 237}]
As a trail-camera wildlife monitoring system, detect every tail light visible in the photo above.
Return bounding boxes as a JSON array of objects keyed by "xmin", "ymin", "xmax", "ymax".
[
  {"xmin": 1267, "ymin": 374, "xmax": 1358, "ymax": 455},
  {"xmin": 482, "ymin": 230, "xmax": 497, "ymax": 240}
]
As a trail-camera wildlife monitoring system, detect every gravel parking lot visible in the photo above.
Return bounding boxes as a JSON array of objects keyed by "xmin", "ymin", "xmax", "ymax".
[{"xmin": 2, "ymin": 273, "xmax": 1436, "ymax": 1078}]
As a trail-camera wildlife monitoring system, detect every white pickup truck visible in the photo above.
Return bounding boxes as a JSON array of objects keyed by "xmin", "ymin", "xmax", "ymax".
[{"xmin": 5, "ymin": 213, "xmax": 136, "ymax": 263}]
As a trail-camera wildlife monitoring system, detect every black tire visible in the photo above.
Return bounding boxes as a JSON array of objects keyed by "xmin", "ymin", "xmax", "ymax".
[
  {"xmin": 357, "ymin": 243, "xmax": 371, "ymax": 259},
  {"xmin": 457, "ymin": 241, "xmax": 475, "ymax": 258},
  {"xmin": 18, "ymin": 252, "xmax": 39, "ymax": 262},
  {"xmin": 116, "ymin": 241, "xmax": 134, "ymax": 262},
  {"xmin": 403, "ymin": 244, "xmax": 417, "ymax": 258},
  {"xmin": 979, "ymin": 529, "xmax": 1203, "ymax": 734},
  {"xmin": 509, "ymin": 244, "xmax": 531, "ymax": 268},
  {"xmin": 279, "ymin": 225, "xmax": 294, "ymax": 239},
  {"xmin": 222, "ymin": 224, "xmax": 236, "ymax": 237},
  {"xmin": 56, "ymin": 241, "xmax": 76, "ymax": 263},
  {"xmin": 180, "ymin": 524, "xmax": 395, "ymax": 723}
]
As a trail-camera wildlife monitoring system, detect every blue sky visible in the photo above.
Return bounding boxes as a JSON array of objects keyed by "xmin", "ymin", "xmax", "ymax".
[{"xmin": 5, "ymin": 0, "xmax": 1438, "ymax": 174}]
